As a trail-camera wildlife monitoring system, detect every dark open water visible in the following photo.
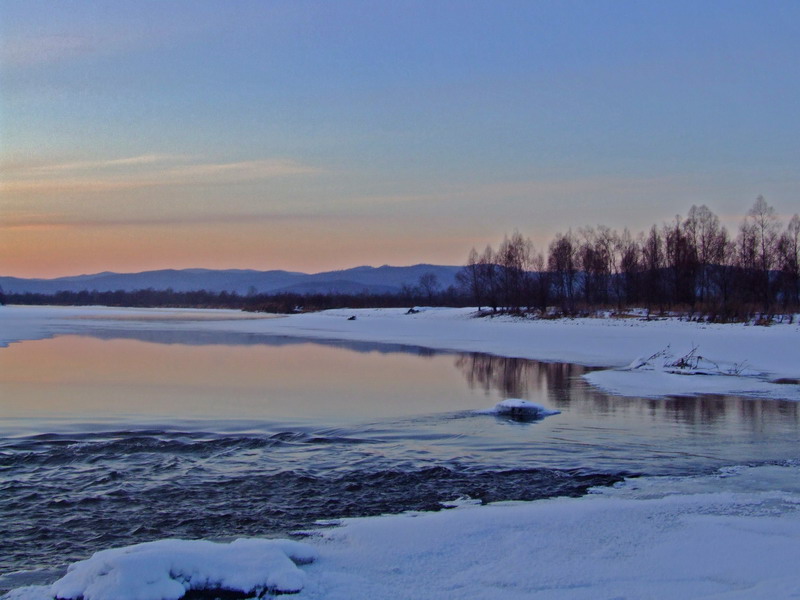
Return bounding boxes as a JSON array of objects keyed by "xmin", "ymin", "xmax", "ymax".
[{"xmin": 1, "ymin": 328, "xmax": 799, "ymax": 591}]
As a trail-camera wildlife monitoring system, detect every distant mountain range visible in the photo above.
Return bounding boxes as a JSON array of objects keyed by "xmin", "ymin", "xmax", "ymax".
[{"xmin": 0, "ymin": 264, "xmax": 463, "ymax": 296}]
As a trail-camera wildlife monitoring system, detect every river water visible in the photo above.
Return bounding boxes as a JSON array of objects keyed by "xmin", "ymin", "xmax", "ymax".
[{"xmin": 1, "ymin": 327, "xmax": 799, "ymax": 590}]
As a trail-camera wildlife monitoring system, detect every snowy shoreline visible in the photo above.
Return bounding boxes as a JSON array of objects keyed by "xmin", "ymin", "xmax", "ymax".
[
  {"xmin": 7, "ymin": 463, "xmax": 800, "ymax": 600},
  {"xmin": 2, "ymin": 305, "xmax": 799, "ymax": 401}
]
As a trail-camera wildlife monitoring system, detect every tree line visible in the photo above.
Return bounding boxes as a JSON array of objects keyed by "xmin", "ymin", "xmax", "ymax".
[
  {"xmin": 0, "ymin": 285, "xmax": 471, "ymax": 313},
  {"xmin": 458, "ymin": 196, "xmax": 799, "ymax": 319}
]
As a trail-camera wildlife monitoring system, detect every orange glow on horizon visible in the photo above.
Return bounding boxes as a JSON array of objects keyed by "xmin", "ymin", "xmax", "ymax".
[{"xmin": 0, "ymin": 220, "xmax": 482, "ymax": 278}]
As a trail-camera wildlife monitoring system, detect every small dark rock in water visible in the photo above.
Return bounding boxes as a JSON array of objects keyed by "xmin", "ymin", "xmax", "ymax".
[
  {"xmin": 347, "ymin": 315, "xmax": 357, "ymax": 321},
  {"xmin": 772, "ymin": 378, "xmax": 800, "ymax": 384},
  {"xmin": 487, "ymin": 399, "xmax": 560, "ymax": 422},
  {"xmin": 406, "ymin": 308, "xmax": 420, "ymax": 314}
]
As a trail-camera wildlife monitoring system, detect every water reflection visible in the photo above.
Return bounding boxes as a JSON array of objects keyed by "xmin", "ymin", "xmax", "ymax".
[
  {"xmin": 2, "ymin": 327, "xmax": 798, "ymax": 458},
  {"xmin": 70, "ymin": 326, "xmax": 800, "ymax": 426},
  {"xmin": 453, "ymin": 351, "xmax": 800, "ymax": 432},
  {"xmin": 0, "ymin": 336, "xmax": 480, "ymax": 429},
  {"xmin": 455, "ymin": 353, "xmax": 583, "ymax": 398},
  {"xmin": 77, "ymin": 327, "xmax": 439, "ymax": 356}
]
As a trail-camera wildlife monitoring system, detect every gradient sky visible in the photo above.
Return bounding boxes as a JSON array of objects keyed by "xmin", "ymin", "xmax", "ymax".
[{"xmin": 2, "ymin": 0, "xmax": 799, "ymax": 277}]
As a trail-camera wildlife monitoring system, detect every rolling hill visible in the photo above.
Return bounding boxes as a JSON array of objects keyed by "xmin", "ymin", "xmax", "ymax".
[{"xmin": 0, "ymin": 265, "xmax": 463, "ymax": 296}]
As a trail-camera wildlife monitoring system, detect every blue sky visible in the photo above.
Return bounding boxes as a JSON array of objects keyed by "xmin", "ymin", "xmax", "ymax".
[{"xmin": 2, "ymin": 0, "xmax": 799, "ymax": 276}]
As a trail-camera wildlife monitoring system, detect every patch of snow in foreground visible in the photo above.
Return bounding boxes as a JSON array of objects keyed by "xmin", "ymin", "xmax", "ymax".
[
  {"xmin": 7, "ymin": 465, "xmax": 800, "ymax": 600},
  {"xmin": 299, "ymin": 463, "xmax": 800, "ymax": 600},
  {"xmin": 475, "ymin": 398, "xmax": 560, "ymax": 419},
  {"xmin": 4, "ymin": 539, "xmax": 316, "ymax": 600}
]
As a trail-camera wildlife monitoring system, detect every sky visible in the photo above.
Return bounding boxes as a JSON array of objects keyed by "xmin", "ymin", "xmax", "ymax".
[{"xmin": 1, "ymin": 0, "xmax": 799, "ymax": 278}]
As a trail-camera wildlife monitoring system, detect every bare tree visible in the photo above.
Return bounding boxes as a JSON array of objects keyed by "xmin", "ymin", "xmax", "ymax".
[
  {"xmin": 497, "ymin": 231, "xmax": 533, "ymax": 312},
  {"xmin": 457, "ymin": 248, "xmax": 484, "ymax": 310},
  {"xmin": 616, "ymin": 228, "xmax": 640, "ymax": 307},
  {"xmin": 578, "ymin": 226, "xmax": 612, "ymax": 307},
  {"xmin": 595, "ymin": 225, "xmax": 618, "ymax": 306},
  {"xmin": 479, "ymin": 245, "xmax": 500, "ymax": 312},
  {"xmin": 777, "ymin": 214, "xmax": 800, "ymax": 310},
  {"xmin": 736, "ymin": 216, "xmax": 759, "ymax": 310},
  {"xmin": 751, "ymin": 196, "xmax": 780, "ymax": 273},
  {"xmin": 418, "ymin": 272, "xmax": 440, "ymax": 305},
  {"xmin": 641, "ymin": 225, "xmax": 665, "ymax": 313},
  {"xmin": 687, "ymin": 205, "xmax": 725, "ymax": 305},
  {"xmin": 663, "ymin": 215, "xmax": 698, "ymax": 309},
  {"xmin": 710, "ymin": 226, "xmax": 736, "ymax": 316},
  {"xmin": 458, "ymin": 245, "xmax": 500, "ymax": 312},
  {"xmin": 548, "ymin": 231, "xmax": 577, "ymax": 313},
  {"xmin": 739, "ymin": 196, "xmax": 780, "ymax": 311},
  {"xmin": 529, "ymin": 249, "xmax": 550, "ymax": 314}
]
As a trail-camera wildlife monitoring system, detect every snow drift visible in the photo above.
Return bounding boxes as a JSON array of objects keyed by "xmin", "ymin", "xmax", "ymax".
[{"xmin": 41, "ymin": 538, "xmax": 316, "ymax": 600}]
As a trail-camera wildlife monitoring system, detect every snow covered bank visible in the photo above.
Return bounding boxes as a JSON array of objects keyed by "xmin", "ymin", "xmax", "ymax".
[
  {"xmin": 2, "ymin": 305, "xmax": 798, "ymax": 401},
  {"xmin": 7, "ymin": 464, "xmax": 800, "ymax": 600},
  {"xmin": 0, "ymin": 306, "xmax": 273, "ymax": 349},
  {"xmin": 584, "ymin": 367, "xmax": 799, "ymax": 400},
  {"xmin": 297, "ymin": 463, "xmax": 800, "ymax": 600},
  {"xmin": 585, "ymin": 343, "xmax": 800, "ymax": 400}
]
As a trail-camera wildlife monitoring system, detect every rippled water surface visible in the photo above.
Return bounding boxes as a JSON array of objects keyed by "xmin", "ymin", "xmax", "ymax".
[{"xmin": 1, "ymin": 328, "xmax": 799, "ymax": 590}]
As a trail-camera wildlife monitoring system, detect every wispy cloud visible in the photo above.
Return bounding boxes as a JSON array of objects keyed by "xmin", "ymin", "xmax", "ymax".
[
  {"xmin": 161, "ymin": 159, "xmax": 319, "ymax": 181},
  {"xmin": 0, "ymin": 211, "xmax": 73, "ymax": 231},
  {"xmin": 1, "ymin": 155, "xmax": 322, "ymax": 194},
  {"xmin": 21, "ymin": 154, "xmax": 188, "ymax": 173},
  {"xmin": 0, "ymin": 209, "xmax": 334, "ymax": 231}
]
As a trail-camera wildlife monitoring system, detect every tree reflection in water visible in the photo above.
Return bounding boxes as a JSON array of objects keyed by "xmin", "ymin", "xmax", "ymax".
[
  {"xmin": 453, "ymin": 352, "xmax": 800, "ymax": 432},
  {"xmin": 454, "ymin": 353, "xmax": 583, "ymax": 399}
]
